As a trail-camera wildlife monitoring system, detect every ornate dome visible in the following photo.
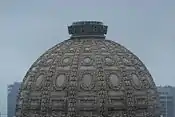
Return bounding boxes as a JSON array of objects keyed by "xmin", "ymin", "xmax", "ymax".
[{"xmin": 16, "ymin": 21, "xmax": 160, "ymax": 117}]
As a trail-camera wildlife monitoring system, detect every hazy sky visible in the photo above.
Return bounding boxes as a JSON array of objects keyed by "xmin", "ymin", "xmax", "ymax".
[{"xmin": 0, "ymin": 0, "xmax": 175, "ymax": 115}]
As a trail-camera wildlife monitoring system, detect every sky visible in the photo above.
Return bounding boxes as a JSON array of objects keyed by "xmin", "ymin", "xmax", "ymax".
[{"xmin": 0, "ymin": 0, "xmax": 175, "ymax": 115}]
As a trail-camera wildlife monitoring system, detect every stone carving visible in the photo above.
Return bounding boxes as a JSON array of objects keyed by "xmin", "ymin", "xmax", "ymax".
[
  {"xmin": 61, "ymin": 56, "xmax": 72, "ymax": 66},
  {"xmin": 79, "ymin": 71, "xmax": 95, "ymax": 91},
  {"xmin": 109, "ymin": 74, "xmax": 120, "ymax": 87},
  {"xmin": 35, "ymin": 74, "xmax": 44, "ymax": 87},
  {"xmin": 104, "ymin": 57, "xmax": 114, "ymax": 66},
  {"xmin": 55, "ymin": 74, "xmax": 66, "ymax": 87},
  {"xmin": 84, "ymin": 47, "xmax": 91, "ymax": 52},
  {"xmin": 82, "ymin": 57, "xmax": 93, "ymax": 66},
  {"xmin": 131, "ymin": 73, "xmax": 142, "ymax": 88},
  {"xmin": 15, "ymin": 21, "xmax": 160, "ymax": 117},
  {"xmin": 106, "ymin": 71, "xmax": 122, "ymax": 91},
  {"xmin": 23, "ymin": 75, "xmax": 30, "ymax": 86},
  {"xmin": 82, "ymin": 74, "xmax": 92, "ymax": 87},
  {"xmin": 84, "ymin": 57, "xmax": 91, "ymax": 63},
  {"xmin": 63, "ymin": 57, "xmax": 70, "ymax": 63}
]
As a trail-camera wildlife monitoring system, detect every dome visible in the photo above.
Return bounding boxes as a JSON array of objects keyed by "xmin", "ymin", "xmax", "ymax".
[{"xmin": 15, "ymin": 21, "xmax": 160, "ymax": 117}]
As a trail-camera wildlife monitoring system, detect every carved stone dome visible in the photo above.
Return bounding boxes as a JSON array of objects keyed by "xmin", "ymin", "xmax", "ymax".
[{"xmin": 16, "ymin": 21, "xmax": 160, "ymax": 117}]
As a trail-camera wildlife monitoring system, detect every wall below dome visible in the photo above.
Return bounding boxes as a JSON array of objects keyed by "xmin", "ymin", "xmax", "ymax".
[{"xmin": 15, "ymin": 39, "xmax": 160, "ymax": 117}]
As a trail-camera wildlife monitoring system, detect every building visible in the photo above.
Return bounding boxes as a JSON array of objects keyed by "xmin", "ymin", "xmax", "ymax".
[
  {"xmin": 15, "ymin": 21, "xmax": 160, "ymax": 117},
  {"xmin": 157, "ymin": 86, "xmax": 175, "ymax": 117},
  {"xmin": 7, "ymin": 82, "xmax": 21, "ymax": 117}
]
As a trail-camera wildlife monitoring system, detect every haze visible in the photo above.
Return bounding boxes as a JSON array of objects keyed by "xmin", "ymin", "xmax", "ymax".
[{"xmin": 0, "ymin": 0, "xmax": 175, "ymax": 115}]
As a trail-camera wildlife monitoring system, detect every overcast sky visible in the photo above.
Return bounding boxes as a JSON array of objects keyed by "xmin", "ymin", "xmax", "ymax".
[{"xmin": 0, "ymin": 0, "xmax": 175, "ymax": 115}]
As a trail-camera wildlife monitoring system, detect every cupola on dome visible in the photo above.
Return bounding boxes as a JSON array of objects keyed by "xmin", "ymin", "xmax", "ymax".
[{"xmin": 15, "ymin": 21, "xmax": 160, "ymax": 117}]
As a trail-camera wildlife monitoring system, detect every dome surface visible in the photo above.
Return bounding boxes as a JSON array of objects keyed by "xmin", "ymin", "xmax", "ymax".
[{"xmin": 16, "ymin": 21, "xmax": 160, "ymax": 117}]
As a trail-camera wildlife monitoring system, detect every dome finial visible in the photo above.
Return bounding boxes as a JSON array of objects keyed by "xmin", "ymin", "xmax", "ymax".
[{"xmin": 68, "ymin": 21, "xmax": 108, "ymax": 39}]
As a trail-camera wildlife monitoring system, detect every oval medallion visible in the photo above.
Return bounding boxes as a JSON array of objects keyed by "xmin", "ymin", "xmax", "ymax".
[
  {"xmin": 83, "ymin": 57, "xmax": 92, "ymax": 64},
  {"xmin": 109, "ymin": 74, "xmax": 120, "ymax": 86},
  {"xmin": 82, "ymin": 74, "xmax": 92, "ymax": 87},
  {"xmin": 56, "ymin": 74, "xmax": 65, "ymax": 87},
  {"xmin": 105, "ymin": 57, "xmax": 113, "ymax": 65},
  {"xmin": 63, "ymin": 57, "xmax": 70, "ymax": 63},
  {"xmin": 132, "ymin": 74, "xmax": 141, "ymax": 87},
  {"xmin": 36, "ymin": 74, "xmax": 44, "ymax": 87}
]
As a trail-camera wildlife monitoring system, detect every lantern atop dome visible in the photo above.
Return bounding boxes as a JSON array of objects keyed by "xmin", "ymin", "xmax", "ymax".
[{"xmin": 68, "ymin": 21, "xmax": 108, "ymax": 39}]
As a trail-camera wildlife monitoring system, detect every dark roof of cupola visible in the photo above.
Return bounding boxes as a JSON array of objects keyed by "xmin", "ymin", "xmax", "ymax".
[{"xmin": 68, "ymin": 21, "xmax": 108, "ymax": 39}]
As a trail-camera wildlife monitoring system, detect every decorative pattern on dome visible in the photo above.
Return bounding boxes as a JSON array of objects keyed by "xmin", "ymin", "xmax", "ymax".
[
  {"xmin": 62, "ymin": 57, "xmax": 72, "ymax": 66},
  {"xmin": 109, "ymin": 74, "xmax": 120, "ymax": 86},
  {"xmin": 81, "ymin": 56, "xmax": 94, "ymax": 66},
  {"xmin": 104, "ymin": 57, "xmax": 114, "ymax": 66},
  {"xmin": 55, "ymin": 74, "xmax": 66, "ymax": 87},
  {"xmin": 16, "ymin": 29, "xmax": 160, "ymax": 117},
  {"xmin": 131, "ymin": 73, "xmax": 142, "ymax": 88},
  {"xmin": 81, "ymin": 73, "xmax": 93, "ymax": 90},
  {"xmin": 106, "ymin": 71, "xmax": 123, "ymax": 91},
  {"xmin": 35, "ymin": 74, "xmax": 44, "ymax": 87},
  {"xmin": 84, "ymin": 47, "xmax": 91, "ymax": 53}
]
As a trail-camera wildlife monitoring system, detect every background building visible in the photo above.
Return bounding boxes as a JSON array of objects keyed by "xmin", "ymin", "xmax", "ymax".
[
  {"xmin": 157, "ymin": 86, "xmax": 175, "ymax": 117},
  {"xmin": 7, "ymin": 82, "xmax": 21, "ymax": 117}
]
